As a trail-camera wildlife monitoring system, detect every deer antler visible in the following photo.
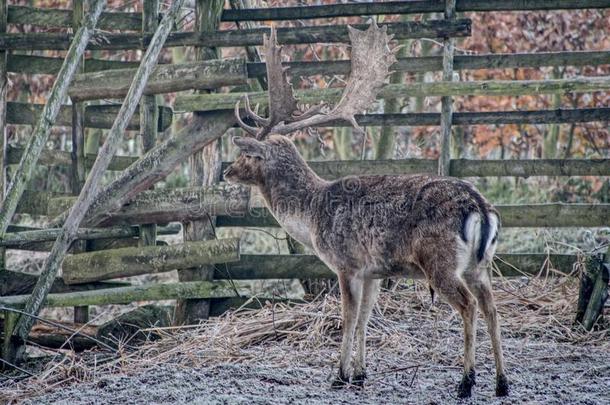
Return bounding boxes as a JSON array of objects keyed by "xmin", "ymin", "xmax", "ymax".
[{"xmin": 235, "ymin": 19, "xmax": 397, "ymax": 139}]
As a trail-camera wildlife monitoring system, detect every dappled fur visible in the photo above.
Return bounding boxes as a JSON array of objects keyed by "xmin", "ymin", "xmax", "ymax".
[{"xmin": 225, "ymin": 135, "xmax": 508, "ymax": 397}]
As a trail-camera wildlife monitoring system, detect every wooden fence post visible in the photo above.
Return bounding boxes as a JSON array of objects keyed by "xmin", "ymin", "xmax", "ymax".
[
  {"xmin": 71, "ymin": 0, "xmax": 89, "ymax": 325},
  {"xmin": 0, "ymin": 0, "xmax": 105, "ymax": 238},
  {"xmin": 175, "ymin": 0, "xmax": 225, "ymax": 325},
  {"xmin": 6, "ymin": 0, "xmax": 184, "ymax": 364},
  {"xmin": 139, "ymin": 0, "xmax": 159, "ymax": 249},
  {"xmin": 0, "ymin": 0, "xmax": 7, "ymax": 273},
  {"xmin": 438, "ymin": 0, "xmax": 455, "ymax": 176}
]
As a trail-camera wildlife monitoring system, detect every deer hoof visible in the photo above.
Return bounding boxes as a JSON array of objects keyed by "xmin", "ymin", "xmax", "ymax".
[
  {"xmin": 457, "ymin": 369, "xmax": 476, "ymax": 398},
  {"xmin": 352, "ymin": 372, "xmax": 367, "ymax": 388},
  {"xmin": 496, "ymin": 374, "xmax": 510, "ymax": 397},
  {"xmin": 331, "ymin": 375, "xmax": 349, "ymax": 389}
]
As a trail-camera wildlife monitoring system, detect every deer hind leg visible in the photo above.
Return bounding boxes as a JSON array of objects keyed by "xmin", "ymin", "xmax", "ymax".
[
  {"xmin": 352, "ymin": 278, "xmax": 381, "ymax": 387},
  {"xmin": 332, "ymin": 272, "xmax": 363, "ymax": 388},
  {"xmin": 465, "ymin": 269, "xmax": 509, "ymax": 397},
  {"xmin": 429, "ymin": 269, "xmax": 478, "ymax": 398}
]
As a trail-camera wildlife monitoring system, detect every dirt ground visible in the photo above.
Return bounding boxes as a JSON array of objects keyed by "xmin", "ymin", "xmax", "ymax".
[
  {"xmin": 16, "ymin": 339, "xmax": 610, "ymax": 405},
  {"xmin": 3, "ymin": 278, "xmax": 609, "ymax": 405}
]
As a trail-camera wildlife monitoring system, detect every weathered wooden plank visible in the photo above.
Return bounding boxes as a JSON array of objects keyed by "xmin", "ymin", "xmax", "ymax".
[
  {"xmin": 69, "ymin": 59, "xmax": 247, "ymax": 101},
  {"xmin": 1, "ymin": 269, "xmax": 129, "ymax": 296},
  {"xmin": 215, "ymin": 204, "xmax": 610, "ymax": 228},
  {"xmin": 6, "ymin": 146, "xmax": 137, "ymax": 171},
  {"xmin": 7, "ymin": 102, "xmax": 172, "ymax": 131},
  {"xmin": 218, "ymin": 253, "xmax": 578, "ymax": 279},
  {"xmin": 62, "ymin": 238, "xmax": 240, "ymax": 285},
  {"xmin": 12, "ymin": 0, "xmax": 185, "ymax": 355},
  {"xmin": 0, "ymin": 280, "xmax": 237, "ymax": 308},
  {"xmin": 7, "ymin": 54, "xmax": 139, "ymax": 75},
  {"xmin": 0, "ymin": 224, "xmax": 180, "ymax": 249},
  {"xmin": 12, "ymin": 51, "xmax": 610, "ymax": 77},
  {"xmin": 221, "ymin": 158, "xmax": 610, "ymax": 179},
  {"xmin": 247, "ymin": 52, "xmax": 610, "ymax": 77},
  {"xmin": 47, "ymin": 184, "xmax": 249, "ymax": 224},
  {"xmin": 7, "ymin": 2, "xmax": 609, "ymax": 31},
  {"xmin": 7, "ymin": 5, "xmax": 142, "ymax": 31},
  {"xmin": 0, "ymin": 19, "xmax": 471, "ymax": 50},
  {"xmin": 175, "ymin": 77, "xmax": 610, "ymax": 112},
  {"xmin": 221, "ymin": 0, "xmax": 610, "ymax": 21}
]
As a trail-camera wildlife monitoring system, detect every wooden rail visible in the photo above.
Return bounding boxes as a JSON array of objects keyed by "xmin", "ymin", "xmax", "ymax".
[
  {"xmin": 175, "ymin": 77, "xmax": 610, "ymax": 112},
  {"xmin": 0, "ymin": 19, "xmax": 471, "ymax": 50},
  {"xmin": 221, "ymin": 0, "xmax": 610, "ymax": 21},
  {"xmin": 0, "ymin": 281, "xmax": 238, "ymax": 308},
  {"xmin": 10, "ymin": 51, "xmax": 610, "ymax": 77},
  {"xmin": 215, "ymin": 204, "xmax": 610, "ymax": 228},
  {"xmin": 7, "ymin": 1, "xmax": 610, "ymax": 29},
  {"xmin": 219, "ymin": 253, "xmax": 579, "ymax": 279},
  {"xmin": 7, "ymin": 102, "xmax": 172, "ymax": 130}
]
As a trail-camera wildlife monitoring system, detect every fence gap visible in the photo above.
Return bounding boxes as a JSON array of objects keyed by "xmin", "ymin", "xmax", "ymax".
[{"xmin": 175, "ymin": 0, "xmax": 225, "ymax": 325}]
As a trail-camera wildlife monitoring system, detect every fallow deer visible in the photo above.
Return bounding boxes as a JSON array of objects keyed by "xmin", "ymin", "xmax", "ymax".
[{"xmin": 223, "ymin": 21, "xmax": 509, "ymax": 398}]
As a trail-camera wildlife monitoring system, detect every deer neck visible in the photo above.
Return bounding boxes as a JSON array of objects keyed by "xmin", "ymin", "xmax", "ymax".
[{"xmin": 258, "ymin": 161, "xmax": 325, "ymax": 249}]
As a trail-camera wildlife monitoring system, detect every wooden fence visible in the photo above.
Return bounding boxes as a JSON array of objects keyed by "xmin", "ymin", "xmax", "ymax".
[{"xmin": 0, "ymin": 0, "xmax": 609, "ymax": 363}]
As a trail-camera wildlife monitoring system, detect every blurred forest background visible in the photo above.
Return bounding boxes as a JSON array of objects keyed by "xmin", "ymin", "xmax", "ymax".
[{"xmin": 5, "ymin": 0, "xmax": 610, "ymax": 281}]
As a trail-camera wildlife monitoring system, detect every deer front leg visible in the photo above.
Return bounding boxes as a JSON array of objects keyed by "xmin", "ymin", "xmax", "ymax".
[
  {"xmin": 352, "ymin": 278, "xmax": 381, "ymax": 387},
  {"xmin": 332, "ymin": 272, "xmax": 363, "ymax": 388}
]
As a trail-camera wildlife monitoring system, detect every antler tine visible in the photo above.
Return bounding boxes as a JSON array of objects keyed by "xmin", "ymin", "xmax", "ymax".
[
  {"xmin": 243, "ymin": 95, "xmax": 270, "ymax": 126},
  {"xmin": 234, "ymin": 97, "xmax": 261, "ymax": 137}
]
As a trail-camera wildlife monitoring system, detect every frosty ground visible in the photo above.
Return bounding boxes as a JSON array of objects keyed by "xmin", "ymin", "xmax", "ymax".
[{"xmin": 3, "ymin": 277, "xmax": 609, "ymax": 405}]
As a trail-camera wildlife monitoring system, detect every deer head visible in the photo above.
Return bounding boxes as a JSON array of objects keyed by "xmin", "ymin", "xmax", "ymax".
[{"xmin": 224, "ymin": 20, "xmax": 397, "ymax": 186}]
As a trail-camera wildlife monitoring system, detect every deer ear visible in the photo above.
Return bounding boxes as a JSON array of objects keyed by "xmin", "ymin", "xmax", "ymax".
[{"xmin": 232, "ymin": 136, "xmax": 267, "ymax": 159}]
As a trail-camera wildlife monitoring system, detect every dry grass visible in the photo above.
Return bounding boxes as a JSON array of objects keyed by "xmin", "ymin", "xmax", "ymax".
[{"xmin": 1, "ymin": 258, "xmax": 608, "ymax": 403}]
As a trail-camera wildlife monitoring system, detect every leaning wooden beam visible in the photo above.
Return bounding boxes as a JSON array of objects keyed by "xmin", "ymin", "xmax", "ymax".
[
  {"xmin": 7, "ymin": 102, "xmax": 172, "ymax": 131},
  {"xmin": 221, "ymin": 0, "xmax": 610, "ymax": 21},
  {"xmin": 11, "ymin": 0, "xmax": 185, "ymax": 357},
  {"xmin": 0, "ymin": 19, "xmax": 471, "ymax": 51},
  {"xmin": 215, "ymin": 204, "xmax": 610, "ymax": 228},
  {"xmin": 0, "ymin": 280, "xmax": 237, "ymax": 308},
  {"xmin": 0, "ymin": 0, "xmax": 105, "ymax": 241},
  {"xmin": 0, "ymin": 224, "xmax": 181, "ymax": 248},
  {"xmin": 78, "ymin": 111, "xmax": 236, "ymax": 228},
  {"xmin": 49, "ymin": 184, "xmax": 250, "ymax": 225},
  {"xmin": 175, "ymin": 76, "xmax": 610, "ymax": 111},
  {"xmin": 217, "ymin": 253, "xmax": 578, "ymax": 280},
  {"xmin": 62, "ymin": 238, "xmax": 240, "ymax": 285},
  {"xmin": 69, "ymin": 59, "xmax": 247, "ymax": 101}
]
